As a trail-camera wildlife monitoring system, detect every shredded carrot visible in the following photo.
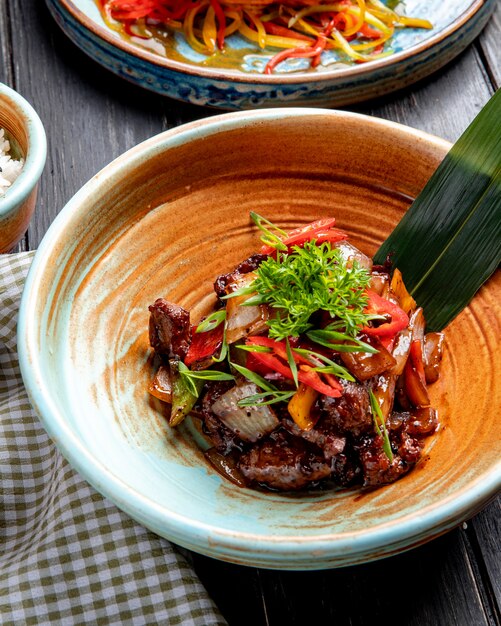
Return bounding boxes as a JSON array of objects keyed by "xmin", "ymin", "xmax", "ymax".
[{"xmin": 97, "ymin": 0, "xmax": 433, "ymax": 72}]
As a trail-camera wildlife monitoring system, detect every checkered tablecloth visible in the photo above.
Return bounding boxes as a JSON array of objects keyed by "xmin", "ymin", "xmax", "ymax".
[{"xmin": 0, "ymin": 252, "xmax": 226, "ymax": 625}]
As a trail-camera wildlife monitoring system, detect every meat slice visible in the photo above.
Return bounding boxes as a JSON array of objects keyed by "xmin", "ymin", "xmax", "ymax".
[
  {"xmin": 283, "ymin": 419, "xmax": 346, "ymax": 462},
  {"xmin": 213, "ymin": 253, "xmax": 267, "ymax": 298},
  {"xmin": 238, "ymin": 430, "xmax": 331, "ymax": 491},
  {"xmin": 356, "ymin": 430, "xmax": 422, "ymax": 487},
  {"xmin": 330, "ymin": 452, "xmax": 362, "ymax": 487},
  {"xmin": 149, "ymin": 298, "xmax": 190, "ymax": 360},
  {"xmin": 319, "ymin": 380, "xmax": 372, "ymax": 437}
]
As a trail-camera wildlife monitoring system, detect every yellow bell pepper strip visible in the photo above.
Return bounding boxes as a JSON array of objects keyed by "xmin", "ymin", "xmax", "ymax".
[
  {"xmin": 390, "ymin": 268, "xmax": 417, "ymax": 315},
  {"xmin": 288, "ymin": 383, "xmax": 319, "ymax": 430},
  {"xmin": 210, "ymin": 0, "xmax": 227, "ymax": 49}
]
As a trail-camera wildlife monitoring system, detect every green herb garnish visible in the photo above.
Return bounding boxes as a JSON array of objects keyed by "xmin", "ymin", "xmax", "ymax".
[
  {"xmin": 250, "ymin": 211, "xmax": 288, "ymax": 251},
  {"xmin": 230, "ymin": 362, "xmax": 294, "ymax": 407},
  {"xmin": 196, "ymin": 310, "xmax": 226, "ymax": 333},
  {"xmin": 241, "ymin": 239, "xmax": 373, "ymax": 340},
  {"xmin": 306, "ymin": 327, "xmax": 378, "ymax": 354},
  {"xmin": 285, "ymin": 337, "xmax": 298, "ymax": 388},
  {"xmin": 238, "ymin": 390, "xmax": 296, "ymax": 407},
  {"xmin": 221, "ymin": 284, "xmax": 255, "ymax": 301},
  {"xmin": 230, "ymin": 362, "xmax": 275, "ymax": 391},
  {"xmin": 178, "ymin": 361, "xmax": 234, "ymax": 396},
  {"xmin": 369, "ymin": 389, "xmax": 393, "ymax": 462},
  {"xmin": 235, "ymin": 344, "xmax": 273, "ymax": 354},
  {"xmin": 211, "ymin": 323, "xmax": 229, "ymax": 363},
  {"xmin": 292, "ymin": 347, "xmax": 355, "ymax": 381}
]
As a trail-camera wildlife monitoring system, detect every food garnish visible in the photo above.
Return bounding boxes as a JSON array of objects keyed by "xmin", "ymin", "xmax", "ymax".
[
  {"xmin": 226, "ymin": 212, "xmax": 376, "ymax": 340},
  {"xmin": 97, "ymin": 1, "xmax": 432, "ymax": 74},
  {"xmin": 147, "ymin": 213, "xmax": 444, "ymax": 491}
]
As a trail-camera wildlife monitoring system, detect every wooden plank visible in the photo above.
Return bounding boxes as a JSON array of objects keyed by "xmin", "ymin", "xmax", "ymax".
[
  {"xmin": 191, "ymin": 554, "xmax": 268, "ymax": 626},
  {"xmin": 0, "ymin": 1, "xmax": 13, "ymax": 86},
  {"xmin": 256, "ymin": 527, "xmax": 492, "ymax": 626},
  {"xmin": 477, "ymin": 1, "xmax": 501, "ymax": 88},
  {"xmin": 469, "ymin": 499, "xmax": 501, "ymax": 616},
  {"xmin": 191, "ymin": 503, "xmax": 501, "ymax": 626}
]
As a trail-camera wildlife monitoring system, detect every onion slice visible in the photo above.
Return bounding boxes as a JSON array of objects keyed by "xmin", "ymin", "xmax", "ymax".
[
  {"xmin": 148, "ymin": 365, "xmax": 172, "ymax": 403},
  {"xmin": 423, "ymin": 332, "xmax": 444, "ymax": 384},
  {"xmin": 204, "ymin": 448, "xmax": 247, "ymax": 487},
  {"xmin": 225, "ymin": 272, "xmax": 268, "ymax": 344},
  {"xmin": 334, "ymin": 241, "xmax": 372, "ymax": 271},
  {"xmin": 211, "ymin": 382, "xmax": 279, "ymax": 442}
]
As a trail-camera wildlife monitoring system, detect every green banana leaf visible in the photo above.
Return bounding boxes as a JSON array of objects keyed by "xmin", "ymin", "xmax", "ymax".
[{"xmin": 374, "ymin": 89, "xmax": 501, "ymax": 332}]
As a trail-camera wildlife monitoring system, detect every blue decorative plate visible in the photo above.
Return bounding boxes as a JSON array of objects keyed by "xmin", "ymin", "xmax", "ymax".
[{"xmin": 45, "ymin": 1, "xmax": 495, "ymax": 109}]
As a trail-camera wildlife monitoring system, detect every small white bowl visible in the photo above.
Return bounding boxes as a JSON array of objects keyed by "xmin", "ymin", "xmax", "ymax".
[{"xmin": 0, "ymin": 83, "xmax": 46, "ymax": 252}]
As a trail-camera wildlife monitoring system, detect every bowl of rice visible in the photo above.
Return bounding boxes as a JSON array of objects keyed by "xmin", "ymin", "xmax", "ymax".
[{"xmin": 0, "ymin": 82, "xmax": 46, "ymax": 252}]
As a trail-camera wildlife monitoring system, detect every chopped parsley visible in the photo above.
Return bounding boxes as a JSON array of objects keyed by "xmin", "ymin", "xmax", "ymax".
[{"xmin": 241, "ymin": 240, "xmax": 374, "ymax": 340}]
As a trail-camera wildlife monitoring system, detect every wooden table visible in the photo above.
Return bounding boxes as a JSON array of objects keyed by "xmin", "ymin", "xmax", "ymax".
[{"xmin": 1, "ymin": 2, "xmax": 499, "ymax": 624}]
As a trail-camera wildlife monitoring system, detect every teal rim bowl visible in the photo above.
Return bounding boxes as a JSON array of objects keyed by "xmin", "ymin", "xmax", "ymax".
[{"xmin": 17, "ymin": 109, "xmax": 501, "ymax": 569}]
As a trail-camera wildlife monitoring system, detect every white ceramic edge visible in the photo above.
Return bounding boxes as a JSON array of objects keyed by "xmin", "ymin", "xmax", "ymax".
[
  {"xmin": 0, "ymin": 83, "xmax": 47, "ymax": 217},
  {"xmin": 17, "ymin": 108, "xmax": 501, "ymax": 564}
]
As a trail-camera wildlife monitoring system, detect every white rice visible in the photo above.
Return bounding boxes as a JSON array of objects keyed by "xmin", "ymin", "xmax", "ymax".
[{"xmin": 0, "ymin": 128, "xmax": 24, "ymax": 195}]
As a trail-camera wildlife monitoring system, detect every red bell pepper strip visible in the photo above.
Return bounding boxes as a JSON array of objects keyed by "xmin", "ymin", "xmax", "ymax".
[
  {"xmin": 379, "ymin": 335, "xmax": 396, "ymax": 353},
  {"xmin": 362, "ymin": 290, "xmax": 409, "ymax": 339},
  {"xmin": 245, "ymin": 336, "xmax": 342, "ymax": 397},
  {"xmin": 246, "ymin": 335, "xmax": 289, "ymax": 359},
  {"xmin": 210, "ymin": 0, "xmax": 226, "ymax": 50},
  {"xmin": 279, "ymin": 218, "xmax": 337, "ymax": 238},
  {"xmin": 359, "ymin": 23, "xmax": 382, "ymax": 39},
  {"xmin": 184, "ymin": 323, "xmax": 224, "ymax": 366},
  {"xmin": 263, "ymin": 22, "xmax": 313, "ymax": 43},
  {"xmin": 104, "ymin": 0, "xmax": 158, "ymax": 20},
  {"xmin": 104, "ymin": 0, "xmax": 196, "ymax": 21},
  {"xmin": 333, "ymin": 11, "xmax": 357, "ymax": 32},
  {"xmin": 260, "ymin": 218, "xmax": 348, "ymax": 254},
  {"xmin": 409, "ymin": 339, "xmax": 427, "ymax": 385},
  {"xmin": 404, "ymin": 339, "xmax": 430, "ymax": 407},
  {"xmin": 264, "ymin": 37, "xmax": 327, "ymax": 76},
  {"xmin": 298, "ymin": 365, "xmax": 342, "ymax": 397}
]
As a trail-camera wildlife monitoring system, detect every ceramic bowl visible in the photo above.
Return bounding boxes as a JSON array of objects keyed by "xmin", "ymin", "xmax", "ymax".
[
  {"xmin": 18, "ymin": 109, "xmax": 501, "ymax": 569},
  {"xmin": 0, "ymin": 83, "xmax": 46, "ymax": 252},
  {"xmin": 46, "ymin": 0, "xmax": 496, "ymax": 110}
]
